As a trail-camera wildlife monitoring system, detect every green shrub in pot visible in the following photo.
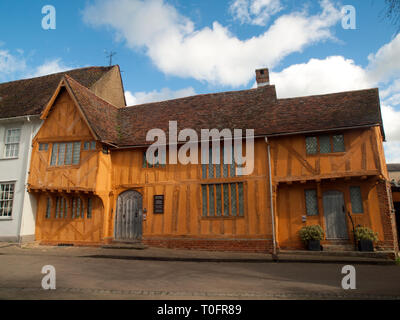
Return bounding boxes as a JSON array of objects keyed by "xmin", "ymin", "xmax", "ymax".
[
  {"xmin": 299, "ymin": 225, "xmax": 324, "ymax": 251},
  {"xmin": 354, "ymin": 226, "xmax": 378, "ymax": 252}
]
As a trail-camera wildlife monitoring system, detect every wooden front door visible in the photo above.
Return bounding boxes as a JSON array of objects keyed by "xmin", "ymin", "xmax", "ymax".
[
  {"xmin": 323, "ymin": 191, "xmax": 348, "ymax": 239},
  {"xmin": 115, "ymin": 190, "xmax": 143, "ymax": 241}
]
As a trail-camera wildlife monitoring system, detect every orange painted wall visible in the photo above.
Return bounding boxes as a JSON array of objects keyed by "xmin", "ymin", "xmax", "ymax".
[
  {"xmin": 35, "ymin": 194, "xmax": 104, "ymax": 244},
  {"xmin": 270, "ymin": 127, "xmax": 383, "ymax": 183},
  {"xmin": 107, "ymin": 139, "xmax": 273, "ymax": 240}
]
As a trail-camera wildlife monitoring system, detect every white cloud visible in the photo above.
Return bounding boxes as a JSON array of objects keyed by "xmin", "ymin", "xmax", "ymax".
[
  {"xmin": 83, "ymin": 0, "xmax": 341, "ymax": 87},
  {"xmin": 382, "ymin": 104, "xmax": 400, "ymax": 142},
  {"xmin": 367, "ymin": 34, "xmax": 400, "ymax": 84},
  {"xmin": 272, "ymin": 56, "xmax": 372, "ymax": 98},
  {"xmin": 28, "ymin": 59, "xmax": 72, "ymax": 78},
  {"xmin": 229, "ymin": 0, "xmax": 283, "ymax": 26},
  {"xmin": 0, "ymin": 49, "xmax": 26, "ymax": 79},
  {"xmin": 384, "ymin": 142, "xmax": 400, "ymax": 163},
  {"xmin": 125, "ymin": 87, "xmax": 195, "ymax": 105}
]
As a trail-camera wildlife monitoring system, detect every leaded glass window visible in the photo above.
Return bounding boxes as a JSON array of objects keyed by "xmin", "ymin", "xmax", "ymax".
[
  {"xmin": 350, "ymin": 186, "xmax": 363, "ymax": 213},
  {"xmin": 87, "ymin": 198, "xmax": 93, "ymax": 219},
  {"xmin": 65, "ymin": 143, "xmax": 73, "ymax": 165},
  {"xmin": 55, "ymin": 197, "xmax": 67, "ymax": 219},
  {"xmin": 202, "ymin": 182, "xmax": 244, "ymax": 217},
  {"xmin": 50, "ymin": 142, "xmax": 81, "ymax": 166},
  {"xmin": 216, "ymin": 184, "xmax": 222, "ymax": 216},
  {"xmin": 333, "ymin": 135, "xmax": 345, "ymax": 152},
  {"xmin": 39, "ymin": 143, "xmax": 49, "ymax": 151},
  {"xmin": 45, "ymin": 198, "xmax": 52, "ymax": 219},
  {"xmin": 208, "ymin": 184, "xmax": 215, "ymax": 216},
  {"xmin": 223, "ymin": 184, "xmax": 229, "ymax": 216},
  {"xmin": 143, "ymin": 149, "xmax": 165, "ymax": 168},
  {"xmin": 306, "ymin": 134, "xmax": 345, "ymax": 155},
  {"xmin": 306, "ymin": 137, "xmax": 318, "ymax": 155},
  {"xmin": 72, "ymin": 142, "xmax": 81, "ymax": 165},
  {"xmin": 201, "ymin": 185, "xmax": 207, "ymax": 216},
  {"xmin": 305, "ymin": 189, "xmax": 319, "ymax": 216},
  {"xmin": 319, "ymin": 135, "xmax": 331, "ymax": 154}
]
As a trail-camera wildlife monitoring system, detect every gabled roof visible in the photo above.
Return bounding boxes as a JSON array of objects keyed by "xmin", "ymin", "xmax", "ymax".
[
  {"xmin": 40, "ymin": 75, "xmax": 385, "ymax": 148},
  {"xmin": 0, "ymin": 66, "xmax": 115, "ymax": 119},
  {"xmin": 63, "ymin": 75, "xmax": 119, "ymax": 144}
]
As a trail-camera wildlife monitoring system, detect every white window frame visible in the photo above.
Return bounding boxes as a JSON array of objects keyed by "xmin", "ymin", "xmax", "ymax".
[
  {"xmin": 4, "ymin": 128, "xmax": 21, "ymax": 159},
  {"xmin": 0, "ymin": 181, "xmax": 16, "ymax": 219}
]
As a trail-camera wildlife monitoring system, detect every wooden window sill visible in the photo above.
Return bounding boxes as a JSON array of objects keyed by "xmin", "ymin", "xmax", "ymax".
[{"xmin": 201, "ymin": 216, "xmax": 245, "ymax": 220}]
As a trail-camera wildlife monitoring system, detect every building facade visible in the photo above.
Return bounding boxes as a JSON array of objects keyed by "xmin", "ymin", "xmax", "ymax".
[
  {"xmin": 0, "ymin": 66, "xmax": 125, "ymax": 242},
  {"xmin": 27, "ymin": 69, "xmax": 399, "ymax": 254},
  {"xmin": 388, "ymin": 164, "xmax": 400, "ymax": 246}
]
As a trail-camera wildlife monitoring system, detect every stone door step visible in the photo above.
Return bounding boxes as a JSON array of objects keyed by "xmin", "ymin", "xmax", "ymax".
[
  {"xmin": 102, "ymin": 242, "xmax": 148, "ymax": 250},
  {"xmin": 279, "ymin": 250, "xmax": 394, "ymax": 260}
]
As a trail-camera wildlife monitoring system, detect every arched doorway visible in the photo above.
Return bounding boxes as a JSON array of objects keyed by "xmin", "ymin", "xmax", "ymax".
[
  {"xmin": 115, "ymin": 190, "xmax": 143, "ymax": 241},
  {"xmin": 323, "ymin": 190, "xmax": 348, "ymax": 239}
]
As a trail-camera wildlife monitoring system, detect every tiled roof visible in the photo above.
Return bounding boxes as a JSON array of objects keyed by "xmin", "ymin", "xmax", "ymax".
[
  {"xmin": 387, "ymin": 164, "xmax": 400, "ymax": 172},
  {"xmin": 272, "ymin": 88, "xmax": 383, "ymax": 137},
  {"xmin": 0, "ymin": 66, "xmax": 114, "ymax": 119},
  {"xmin": 57, "ymin": 76, "xmax": 384, "ymax": 147},
  {"xmin": 117, "ymin": 87, "xmax": 383, "ymax": 147},
  {"xmin": 119, "ymin": 85, "xmax": 278, "ymax": 146},
  {"xmin": 63, "ymin": 75, "xmax": 120, "ymax": 145}
]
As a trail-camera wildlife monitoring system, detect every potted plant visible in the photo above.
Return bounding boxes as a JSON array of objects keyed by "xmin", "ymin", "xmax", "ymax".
[
  {"xmin": 299, "ymin": 225, "xmax": 324, "ymax": 251},
  {"xmin": 354, "ymin": 226, "xmax": 378, "ymax": 252}
]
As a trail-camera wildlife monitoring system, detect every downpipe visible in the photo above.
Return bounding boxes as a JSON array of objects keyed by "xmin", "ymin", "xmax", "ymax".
[{"xmin": 265, "ymin": 137, "xmax": 277, "ymax": 258}]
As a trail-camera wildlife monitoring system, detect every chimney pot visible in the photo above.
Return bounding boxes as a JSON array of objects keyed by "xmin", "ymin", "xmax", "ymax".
[{"xmin": 256, "ymin": 68, "xmax": 270, "ymax": 87}]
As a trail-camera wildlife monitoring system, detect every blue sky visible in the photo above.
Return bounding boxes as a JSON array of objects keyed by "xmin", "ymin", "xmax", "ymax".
[{"xmin": 0, "ymin": 0, "xmax": 400, "ymax": 162}]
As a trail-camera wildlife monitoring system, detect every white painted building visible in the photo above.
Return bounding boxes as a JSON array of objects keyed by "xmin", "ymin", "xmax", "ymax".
[
  {"xmin": 0, "ymin": 66, "xmax": 126, "ymax": 242},
  {"xmin": 0, "ymin": 116, "xmax": 41, "ymax": 241}
]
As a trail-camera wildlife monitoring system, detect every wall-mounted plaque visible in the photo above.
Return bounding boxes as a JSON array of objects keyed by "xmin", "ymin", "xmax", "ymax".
[{"xmin": 153, "ymin": 195, "xmax": 164, "ymax": 214}]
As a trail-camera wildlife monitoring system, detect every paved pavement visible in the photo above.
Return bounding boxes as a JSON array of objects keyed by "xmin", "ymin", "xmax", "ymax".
[{"xmin": 0, "ymin": 244, "xmax": 399, "ymax": 299}]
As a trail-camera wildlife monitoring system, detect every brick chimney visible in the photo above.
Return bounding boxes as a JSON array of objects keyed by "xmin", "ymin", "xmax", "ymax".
[{"xmin": 255, "ymin": 68, "xmax": 270, "ymax": 87}]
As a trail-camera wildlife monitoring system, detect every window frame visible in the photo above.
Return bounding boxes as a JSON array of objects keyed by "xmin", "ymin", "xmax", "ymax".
[
  {"xmin": 39, "ymin": 143, "xmax": 49, "ymax": 152},
  {"xmin": 83, "ymin": 141, "xmax": 97, "ymax": 151},
  {"xmin": 143, "ymin": 149, "xmax": 166, "ymax": 168},
  {"xmin": 201, "ymin": 182, "xmax": 245, "ymax": 218},
  {"xmin": 0, "ymin": 182, "xmax": 16, "ymax": 219},
  {"xmin": 304, "ymin": 188, "xmax": 319, "ymax": 216},
  {"xmin": 349, "ymin": 186, "xmax": 364, "ymax": 214},
  {"xmin": 55, "ymin": 196, "xmax": 68, "ymax": 219},
  {"xmin": 4, "ymin": 128, "xmax": 21, "ymax": 159},
  {"xmin": 71, "ymin": 196, "xmax": 85, "ymax": 219},
  {"xmin": 49, "ymin": 142, "xmax": 81, "ymax": 167},
  {"xmin": 305, "ymin": 134, "xmax": 345, "ymax": 155}
]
